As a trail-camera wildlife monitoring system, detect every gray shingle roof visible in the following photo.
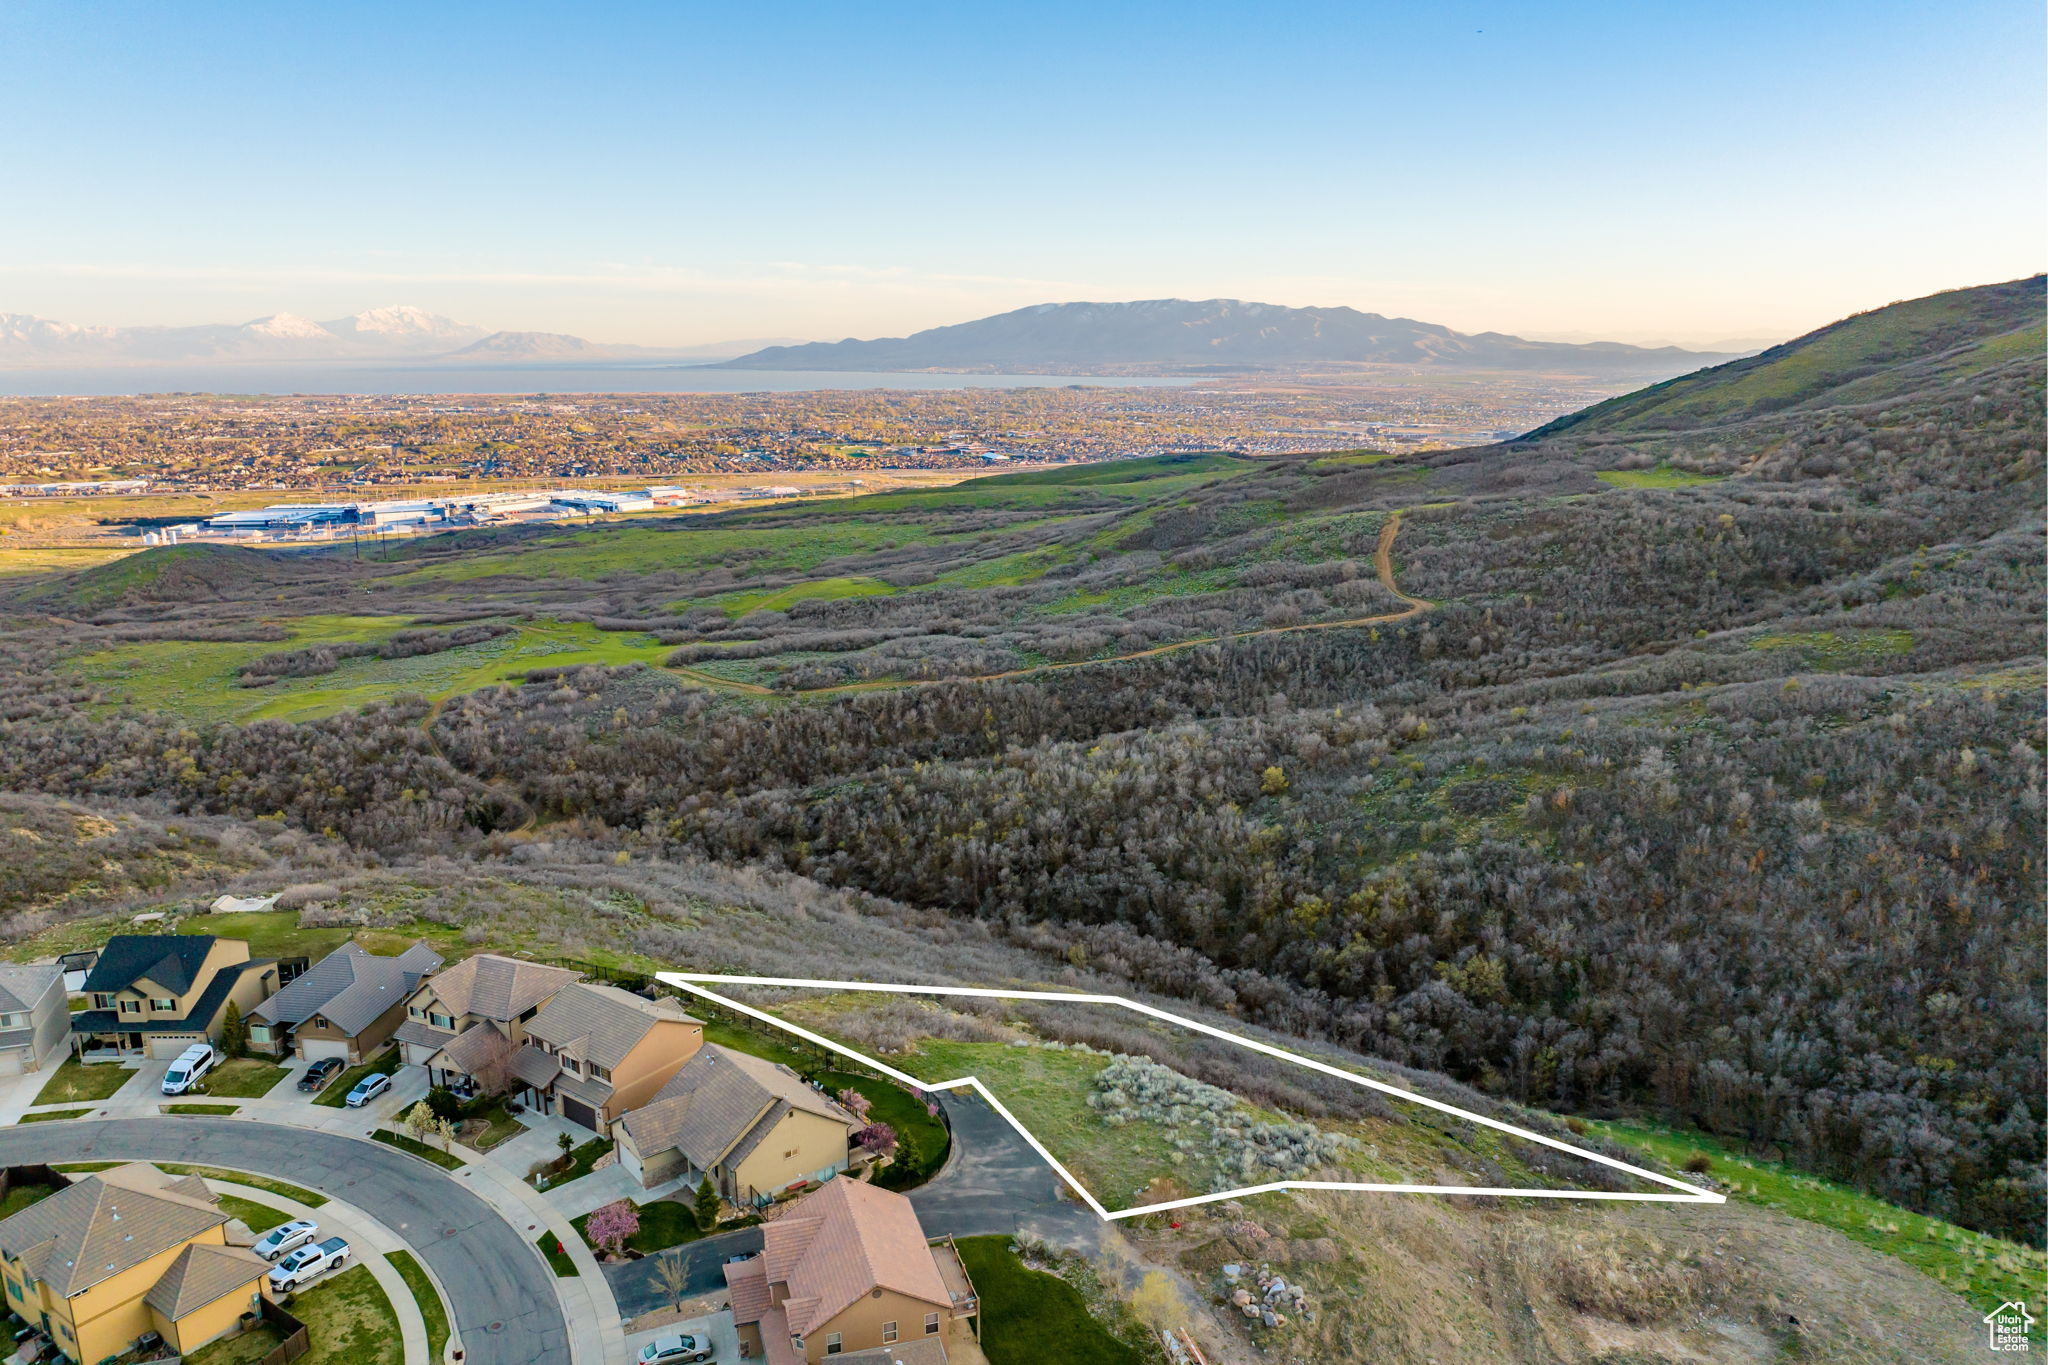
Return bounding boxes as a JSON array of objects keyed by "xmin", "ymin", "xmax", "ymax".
[
  {"xmin": 0, "ymin": 963, "xmax": 59, "ymax": 1015},
  {"xmin": 0, "ymin": 1164, "xmax": 226, "ymax": 1299},
  {"xmin": 523, "ymin": 983, "xmax": 695, "ymax": 1073},
  {"xmin": 619, "ymin": 1044, "xmax": 855, "ymax": 1170},
  {"xmin": 250, "ymin": 941, "xmax": 442, "ymax": 1035},
  {"xmin": 414, "ymin": 954, "xmax": 580, "ymax": 1022}
]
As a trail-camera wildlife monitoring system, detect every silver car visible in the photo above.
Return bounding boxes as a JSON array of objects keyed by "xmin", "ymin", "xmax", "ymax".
[
  {"xmin": 252, "ymin": 1219, "xmax": 319, "ymax": 1262},
  {"xmin": 637, "ymin": 1334, "xmax": 711, "ymax": 1363}
]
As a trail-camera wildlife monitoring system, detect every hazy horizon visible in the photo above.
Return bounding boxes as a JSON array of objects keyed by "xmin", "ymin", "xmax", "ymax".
[{"xmin": 4, "ymin": 1, "xmax": 2041, "ymax": 351}]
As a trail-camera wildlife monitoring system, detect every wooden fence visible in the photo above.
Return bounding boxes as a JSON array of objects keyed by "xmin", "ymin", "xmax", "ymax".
[{"xmin": 254, "ymin": 1298, "xmax": 309, "ymax": 1365}]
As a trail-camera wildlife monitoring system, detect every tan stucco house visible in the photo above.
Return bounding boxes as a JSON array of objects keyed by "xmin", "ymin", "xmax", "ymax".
[
  {"xmin": 725, "ymin": 1178, "xmax": 977, "ymax": 1364},
  {"xmin": 617, "ymin": 1045, "xmax": 861, "ymax": 1202},
  {"xmin": 71, "ymin": 936, "xmax": 278, "ymax": 1061},
  {"xmin": 0, "ymin": 1164, "xmax": 270, "ymax": 1363},
  {"xmin": 247, "ymin": 940, "xmax": 443, "ymax": 1064},
  {"xmin": 392, "ymin": 952, "xmax": 581, "ymax": 1071},
  {"xmin": 500, "ymin": 983, "xmax": 703, "ymax": 1133}
]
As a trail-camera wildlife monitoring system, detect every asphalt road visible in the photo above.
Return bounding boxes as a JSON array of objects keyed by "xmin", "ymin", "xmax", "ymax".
[
  {"xmin": 0, "ymin": 1117, "xmax": 568, "ymax": 1365},
  {"xmin": 607, "ymin": 1089, "xmax": 1095, "ymax": 1320}
]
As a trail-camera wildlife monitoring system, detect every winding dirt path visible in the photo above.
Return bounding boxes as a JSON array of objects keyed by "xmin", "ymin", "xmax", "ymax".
[{"xmin": 665, "ymin": 510, "xmax": 1433, "ymax": 699}]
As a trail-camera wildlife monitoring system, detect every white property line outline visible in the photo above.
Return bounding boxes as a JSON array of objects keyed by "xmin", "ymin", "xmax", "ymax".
[{"xmin": 655, "ymin": 971, "xmax": 1723, "ymax": 1220}]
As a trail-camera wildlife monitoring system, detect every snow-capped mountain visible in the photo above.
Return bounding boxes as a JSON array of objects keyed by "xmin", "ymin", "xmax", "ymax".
[
  {"xmin": 0, "ymin": 306, "xmax": 546, "ymax": 366},
  {"xmin": 319, "ymin": 306, "xmax": 491, "ymax": 349}
]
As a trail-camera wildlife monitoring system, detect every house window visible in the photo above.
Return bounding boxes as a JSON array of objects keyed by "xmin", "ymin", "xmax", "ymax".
[
  {"xmin": 0, "ymin": 1013, "xmax": 23, "ymax": 1030},
  {"xmin": 312, "ymin": 1016, "xmax": 328, "ymax": 1029},
  {"xmin": 249, "ymin": 1025, "xmax": 271, "ymax": 1043},
  {"xmin": 519, "ymin": 1005, "xmax": 538, "ymax": 1022},
  {"xmin": 825, "ymin": 1333, "xmax": 841, "ymax": 1355},
  {"xmin": 150, "ymin": 998, "xmax": 176, "ymax": 1012},
  {"xmin": 408, "ymin": 1006, "xmax": 424, "ymax": 1019},
  {"xmin": 589, "ymin": 1064, "xmax": 611, "ymax": 1082},
  {"xmin": 118, "ymin": 1000, "xmax": 141, "ymax": 1016},
  {"xmin": 924, "ymin": 1313, "xmax": 939, "ymax": 1335},
  {"xmin": 561, "ymin": 1058, "xmax": 580, "ymax": 1075},
  {"xmin": 429, "ymin": 1013, "xmax": 454, "ymax": 1030},
  {"xmin": 882, "ymin": 1321, "xmax": 897, "ymax": 1344}
]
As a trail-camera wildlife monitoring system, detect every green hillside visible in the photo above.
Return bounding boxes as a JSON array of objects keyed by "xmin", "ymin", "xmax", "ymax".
[
  {"xmin": 1528, "ymin": 274, "xmax": 2044, "ymax": 437},
  {"xmin": 11, "ymin": 542, "xmax": 326, "ymax": 612}
]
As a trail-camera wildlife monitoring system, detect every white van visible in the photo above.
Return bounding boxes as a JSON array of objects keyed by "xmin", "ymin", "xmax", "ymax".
[{"xmin": 161, "ymin": 1043, "xmax": 219, "ymax": 1095}]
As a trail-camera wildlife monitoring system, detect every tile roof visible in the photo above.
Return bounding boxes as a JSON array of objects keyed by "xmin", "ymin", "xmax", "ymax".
[
  {"xmin": 250, "ymin": 941, "xmax": 443, "ymax": 1036},
  {"xmin": 143, "ymin": 1241, "xmax": 267, "ymax": 1320},
  {"xmin": 0, "ymin": 963, "xmax": 59, "ymax": 1015},
  {"xmin": 394, "ymin": 1020, "xmax": 454, "ymax": 1052},
  {"xmin": 80, "ymin": 936, "xmax": 223, "ymax": 995},
  {"xmin": 724, "ymin": 1256, "xmax": 771, "ymax": 1322},
  {"xmin": 838, "ymin": 1339, "xmax": 950, "ymax": 1365},
  {"xmin": 414, "ymin": 954, "xmax": 579, "ymax": 1022},
  {"xmin": 757, "ymin": 1304, "xmax": 804, "ymax": 1365},
  {"xmin": 618, "ymin": 1045, "xmax": 855, "ymax": 1172},
  {"xmin": 509, "ymin": 1046, "xmax": 561, "ymax": 1091},
  {"xmin": 0, "ymin": 1164, "xmax": 227, "ymax": 1299},
  {"xmin": 752, "ymin": 1178, "xmax": 952, "ymax": 1338},
  {"xmin": 431, "ymin": 1021, "xmax": 518, "ymax": 1076},
  {"xmin": 523, "ymin": 983, "xmax": 696, "ymax": 1072}
]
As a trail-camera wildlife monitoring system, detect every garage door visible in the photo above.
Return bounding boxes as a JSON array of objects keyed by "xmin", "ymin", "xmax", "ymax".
[
  {"xmin": 0, "ymin": 1049, "xmax": 24, "ymax": 1078},
  {"xmin": 148, "ymin": 1034, "xmax": 201, "ymax": 1060},
  {"xmin": 562, "ymin": 1098, "xmax": 599, "ymax": 1131},
  {"xmin": 301, "ymin": 1039, "xmax": 353, "ymax": 1062}
]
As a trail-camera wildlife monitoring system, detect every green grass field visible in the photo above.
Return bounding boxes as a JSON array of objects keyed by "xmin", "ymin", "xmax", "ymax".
[
  {"xmin": 33, "ymin": 1059, "xmax": 134, "ymax": 1105},
  {"xmin": 1747, "ymin": 627, "xmax": 1915, "ymax": 667},
  {"xmin": 188, "ymin": 1057, "xmax": 289, "ymax": 1099},
  {"xmin": 1595, "ymin": 464, "xmax": 1726, "ymax": 488},
  {"xmin": 371, "ymin": 1129, "xmax": 465, "ymax": 1169},
  {"xmin": 0, "ymin": 544, "xmax": 142, "ymax": 577},
  {"xmin": 153, "ymin": 1164, "xmax": 328, "ymax": 1207},
  {"xmin": 1595, "ymin": 1119, "xmax": 2047, "ymax": 1330},
  {"xmin": 215, "ymin": 1192, "xmax": 290, "ymax": 1234},
  {"xmin": 954, "ymin": 1236, "xmax": 1143, "ymax": 1365},
  {"xmin": 707, "ymin": 574, "xmax": 898, "ymax": 617}
]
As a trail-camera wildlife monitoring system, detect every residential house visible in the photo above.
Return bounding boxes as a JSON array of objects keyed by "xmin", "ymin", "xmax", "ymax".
[
  {"xmin": 0, "ymin": 965, "xmax": 70, "ymax": 1076},
  {"xmin": 247, "ymin": 941, "xmax": 444, "ymax": 1064},
  {"xmin": 0, "ymin": 1164, "xmax": 270, "ymax": 1362},
  {"xmin": 71, "ymin": 937, "xmax": 278, "ymax": 1061},
  {"xmin": 393, "ymin": 952, "xmax": 580, "ymax": 1075},
  {"xmin": 724, "ymin": 1178, "xmax": 977, "ymax": 1364},
  {"xmin": 616, "ymin": 1045, "xmax": 860, "ymax": 1201},
  {"xmin": 500, "ymin": 983, "xmax": 703, "ymax": 1133}
]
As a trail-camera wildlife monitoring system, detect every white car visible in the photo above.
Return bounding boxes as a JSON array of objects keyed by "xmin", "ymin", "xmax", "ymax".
[
  {"xmin": 268, "ymin": 1236, "xmax": 348, "ymax": 1292},
  {"xmin": 344, "ymin": 1072, "xmax": 392, "ymax": 1107},
  {"xmin": 637, "ymin": 1335, "xmax": 712, "ymax": 1364},
  {"xmin": 161, "ymin": 1043, "xmax": 219, "ymax": 1096},
  {"xmin": 252, "ymin": 1220, "xmax": 320, "ymax": 1262}
]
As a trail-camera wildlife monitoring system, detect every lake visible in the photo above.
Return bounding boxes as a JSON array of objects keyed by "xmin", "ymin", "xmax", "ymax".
[{"xmin": 0, "ymin": 363, "xmax": 1196, "ymax": 397}]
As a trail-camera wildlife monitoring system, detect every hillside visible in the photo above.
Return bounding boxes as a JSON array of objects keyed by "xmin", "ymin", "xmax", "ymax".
[
  {"xmin": 721, "ymin": 298, "xmax": 1735, "ymax": 376},
  {"xmin": 1527, "ymin": 275, "xmax": 2045, "ymax": 437},
  {"xmin": 0, "ymin": 276, "xmax": 2040, "ymax": 1354},
  {"xmin": 11, "ymin": 542, "xmax": 336, "ymax": 612}
]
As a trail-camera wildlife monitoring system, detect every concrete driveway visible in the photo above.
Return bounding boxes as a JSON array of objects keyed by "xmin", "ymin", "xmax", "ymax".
[
  {"xmin": 625, "ymin": 1311, "xmax": 736, "ymax": 1363},
  {"xmin": 608, "ymin": 1089, "xmax": 1096, "ymax": 1321},
  {"xmin": 0, "ymin": 1116, "xmax": 568, "ymax": 1365}
]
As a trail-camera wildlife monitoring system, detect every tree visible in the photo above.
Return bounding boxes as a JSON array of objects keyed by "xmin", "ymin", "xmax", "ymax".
[
  {"xmin": 836, "ymin": 1087, "xmax": 872, "ymax": 1122},
  {"xmin": 693, "ymin": 1175, "xmax": 721, "ymax": 1231},
  {"xmin": 218, "ymin": 1001, "xmax": 247, "ymax": 1059},
  {"xmin": 403, "ymin": 1101, "xmax": 436, "ymax": 1148},
  {"xmin": 557, "ymin": 1130, "xmax": 576, "ymax": 1170},
  {"xmin": 587, "ymin": 1199, "xmax": 639, "ymax": 1259},
  {"xmin": 1260, "ymin": 765, "xmax": 1289, "ymax": 796},
  {"xmin": 653, "ymin": 1253, "xmax": 693, "ymax": 1313},
  {"xmin": 857, "ymin": 1122, "xmax": 898, "ymax": 1160},
  {"xmin": 1130, "ymin": 1271, "xmax": 1180, "ymax": 1331},
  {"xmin": 434, "ymin": 1115, "xmax": 458, "ymax": 1153}
]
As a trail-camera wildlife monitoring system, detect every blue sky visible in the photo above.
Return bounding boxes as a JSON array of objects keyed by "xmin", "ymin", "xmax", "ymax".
[{"xmin": 2, "ymin": 0, "xmax": 2040, "ymax": 345}]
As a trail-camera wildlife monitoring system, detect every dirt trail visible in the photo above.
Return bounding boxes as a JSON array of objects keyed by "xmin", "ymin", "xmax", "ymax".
[{"xmin": 667, "ymin": 511, "xmax": 1433, "ymax": 699}]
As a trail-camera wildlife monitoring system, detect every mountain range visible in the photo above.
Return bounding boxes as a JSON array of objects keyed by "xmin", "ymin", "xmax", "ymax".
[
  {"xmin": 0, "ymin": 308, "xmax": 799, "ymax": 367},
  {"xmin": 719, "ymin": 298, "xmax": 1747, "ymax": 376}
]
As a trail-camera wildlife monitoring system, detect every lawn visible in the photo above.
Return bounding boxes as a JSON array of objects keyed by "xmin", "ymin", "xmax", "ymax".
[
  {"xmin": 156, "ymin": 1164, "xmax": 328, "ymax": 1208},
  {"xmin": 33, "ymin": 1059, "xmax": 134, "ymax": 1105},
  {"xmin": 386, "ymin": 1250, "xmax": 450, "ymax": 1361},
  {"xmin": 573, "ymin": 1197, "xmax": 703, "ymax": 1255},
  {"xmin": 813, "ymin": 1070, "xmax": 950, "ymax": 1191},
  {"xmin": 188, "ymin": 1057, "xmax": 289, "ymax": 1099},
  {"xmin": 216, "ymin": 1193, "xmax": 290, "ymax": 1235},
  {"xmin": 19, "ymin": 1107, "xmax": 93, "ymax": 1123},
  {"xmin": 312, "ymin": 1047, "xmax": 403, "ymax": 1107},
  {"xmin": 0, "ymin": 1181, "xmax": 58, "ymax": 1217},
  {"xmin": 535, "ymin": 1231, "xmax": 580, "ymax": 1277},
  {"xmin": 1595, "ymin": 1119, "xmax": 2047, "ymax": 1332},
  {"xmin": 372, "ymin": 1129, "xmax": 465, "ymax": 1169},
  {"xmin": 287, "ymin": 1262, "xmax": 404, "ymax": 1365},
  {"xmin": 166, "ymin": 1102, "xmax": 241, "ymax": 1115},
  {"xmin": 954, "ymin": 1236, "xmax": 1141, "ymax": 1365},
  {"xmin": 460, "ymin": 1097, "xmax": 528, "ymax": 1150},
  {"xmin": 698, "ymin": 1013, "xmax": 828, "ymax": 1073},
  {"xmin": 530, "ymin": 1136, "xmax": 613, "ymax": 1188}
]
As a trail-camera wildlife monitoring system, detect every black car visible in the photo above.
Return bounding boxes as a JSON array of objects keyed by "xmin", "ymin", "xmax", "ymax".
[{"xmin": 297, "ymin": 1057, "xmax": 345, "ymax": 1092}]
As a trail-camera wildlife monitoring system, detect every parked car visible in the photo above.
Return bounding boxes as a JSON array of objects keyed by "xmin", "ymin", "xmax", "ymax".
[
  {"xmin": 637, "ymin": 1335, "xmax": 711, "ymax": 1364},
  {"xmin": 252, "ymin": 1220, "xmax": 320, "ymax": 1262},
  {"xmin": 344, "ymin": 1072, "xmax": 392, "ymax": 1107},
  {"xmin": 160, "ymin": 1043, "xmax": 219, "ymax": 1096},
  {"xmin": 297, "ymin": 1057, "xmax": 344, "ymax": 1092},
  {"xmin": 268, "ymin": 1236, "xmax": 349, "ymax": 1293}
]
